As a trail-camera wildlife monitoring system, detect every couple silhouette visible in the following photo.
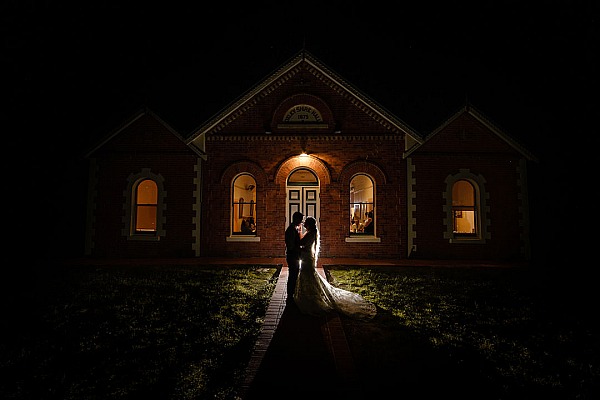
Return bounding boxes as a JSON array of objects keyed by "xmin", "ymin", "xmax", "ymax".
[{"xmin": 284, "ymin": 211, "xmax": 376, "ymax": 319}]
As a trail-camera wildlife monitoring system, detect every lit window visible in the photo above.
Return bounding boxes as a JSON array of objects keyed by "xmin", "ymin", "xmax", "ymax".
[
  {"xmin": 452, "ymin": 180, "xmax": 477, "ymax": 235},
  {"xmin": 232, "ymin": 174, "xmax": 257, "ymax": 235},
  {"xmin": 135, "ymin": 179, "xmax": 158, "ymax": 233},
  {"xmin": 349, "ymin": 174, "xmax": 375, "ymax": 235}
]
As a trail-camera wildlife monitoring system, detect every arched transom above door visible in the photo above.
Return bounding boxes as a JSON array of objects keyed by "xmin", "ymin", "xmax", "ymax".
[{"xmin": 275, "ymin": 155, "xmax": 331, "ymax": 185}]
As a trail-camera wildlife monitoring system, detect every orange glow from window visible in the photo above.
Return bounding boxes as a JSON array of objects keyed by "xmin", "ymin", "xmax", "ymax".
[
  {"xmin": 349, "ymin": 174, "xmax": 374, "ymax": 235},
  {"xmin": 135, "ymin": 179, "xmax": 157, "ymax": 232},
  {"xmin": 232, "ymin": 174, "xmax": 257, "ymax": 235},
  {"xmin": 452, "ymin": 180, "xmax": 476, "ymax": 234}
]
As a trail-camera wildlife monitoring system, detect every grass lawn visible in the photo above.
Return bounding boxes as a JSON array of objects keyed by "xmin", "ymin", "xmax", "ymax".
[
  {"xmin": 1, "ymin": 262, "xmax": 598, "ymax": 399},
  {"xmin": 1, "ymin": 263, "xmax": 278, "ymax": 400},
  {"xmin": 329, "ymin": 266, "xmax": 599, "ymax": 399}
]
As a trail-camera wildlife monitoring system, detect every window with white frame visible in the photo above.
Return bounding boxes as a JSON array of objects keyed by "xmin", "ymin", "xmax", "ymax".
[
  {"xmin": 444, "ymin": 170, "xmax": 488, "ymax": 243},
  {"xmin": 452, "ymin": 179, "xmax": 478, "ymax": 236},
  {"xmin": 232, "ymin": 174, "xmax": 257, "ymax": 235},
  {"xmin": 349, "ymin": 174, "xmax": 375, "ymax": 235},
  {"xmin": 123, "ymin": 168, "xmax": 165, "ymax": 241},
  {"xmin": 134, "ymin": 179, "xmax": 158, "ymax": 233}
]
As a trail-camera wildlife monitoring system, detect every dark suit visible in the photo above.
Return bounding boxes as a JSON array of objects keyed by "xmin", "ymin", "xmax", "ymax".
[{"xmin": 285, "ymin": 223, "xmax": 301, "ymax": 302}]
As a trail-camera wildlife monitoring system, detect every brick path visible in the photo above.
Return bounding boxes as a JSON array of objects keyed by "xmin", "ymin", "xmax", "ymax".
[
  {"xmin": 234, "ymin": 257, "xmax": 526, "ymax": 399},
  {"xmin": 238, "ymin": 265, "xmax": 360, "ymax": 399}
]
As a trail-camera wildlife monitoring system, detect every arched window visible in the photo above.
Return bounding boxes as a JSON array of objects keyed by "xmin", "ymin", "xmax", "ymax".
[
  {"xmin": 232, "ymin": 174, "xmax": 257, "ymax": 235},
  {"xmin": 349, "ymin": 174, "xmax": 375, "ymax": 235},
  {"xmin": 452, "ymin": 180, "xmax": 477, "ymax": 236},
  {"xmin": 134, "ymin": 179, "xmax": 158, "ymax": 233},
  {"xmin": 123, "ymin": 168, "xmax": 165, "ymax": 241},
  {"xmin": 444, "ymin": 170, "xmax": 488, "ymax": 243}
]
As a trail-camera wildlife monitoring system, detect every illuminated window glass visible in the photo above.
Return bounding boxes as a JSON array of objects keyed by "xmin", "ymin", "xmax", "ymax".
[
  {"xmin": 349, "ymin": 174, "xmax": 375, "ymax": 235},
  {"xmin": 232, "ymin": 174, "xmax": 257, "ymax": 235},
  {"xmin": 452, "ymin": 180, "xmax": 477, "ymax": 235},
  {"xmin": 135, "ymin": 179, "xmax": 158, "ymax": 232},
  {"xmin": 288, "ymin": 168, "xmax": 318, "ymax": 186}
]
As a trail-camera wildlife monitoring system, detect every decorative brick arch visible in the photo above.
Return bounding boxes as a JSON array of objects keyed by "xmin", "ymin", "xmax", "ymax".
[
  {"xmin": 270, "ymin": 93, "xmax": 335, "ymax": 133},
  {"xmin": 274, "ymin": 155, "xmax": 331, "ymax": 185},
  {"xmin": 221, "ymin": 160, "xmax": 268, "ymax": 186},
  {"xmin": 442, "ymin": 168, "xmax": 490, "ymax": 243},
  {"xmin": 339, "ymin": 160, "xmax": 387, "ymax": 185},
  {"xmin": 122, "ymin": 168, "xmax": 166, "ymax": 239}
]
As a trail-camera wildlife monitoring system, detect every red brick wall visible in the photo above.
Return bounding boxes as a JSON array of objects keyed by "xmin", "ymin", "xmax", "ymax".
[
  {"xmin": 409, "ymin": 113, "xmax": 527, "ymax": 260},
  {"xmin": 199, "ymin": 135, "xmax": 407, "ymax": 259},
  {"xmin": 217, "ymin": 64, "xmax": 396, "ymax": 135},
  {"xmin": 89, "ymin": 114, "xmax": 198, "ymax": 258},
  {"xmin": 87, "ymin": 66, "xmax": 532, "ymax": 262}
]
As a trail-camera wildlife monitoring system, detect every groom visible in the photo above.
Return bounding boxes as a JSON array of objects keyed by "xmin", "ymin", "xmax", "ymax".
[{"xmin": 285, "ymin": 211, "xmax": 304, "ymax": 305}]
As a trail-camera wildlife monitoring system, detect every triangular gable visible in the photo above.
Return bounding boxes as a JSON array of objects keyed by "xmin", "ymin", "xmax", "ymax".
[
  {"xmin": 404, "ymin": 104, "xmax": 538, "ymax": 161},
  {"xmin": 85, "ymin": 107, "xmax": 206, "ymax": 159},
  {"xmin": 186, "ymin": 50, "xmax": 422, "ymax": 149}
]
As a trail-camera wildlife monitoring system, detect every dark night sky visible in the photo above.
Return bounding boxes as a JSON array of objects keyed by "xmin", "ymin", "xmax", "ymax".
[{"xmin": 4, "ymin": 1, "xmax": 598, "ymax": 261}]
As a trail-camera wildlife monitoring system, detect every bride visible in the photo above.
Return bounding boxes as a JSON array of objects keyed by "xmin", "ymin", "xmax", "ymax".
[{"xmin": 293, "ymin": 216, "xmax": 377, "ymax": 319}]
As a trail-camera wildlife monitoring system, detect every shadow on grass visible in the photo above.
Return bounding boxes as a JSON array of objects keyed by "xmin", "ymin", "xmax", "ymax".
[
  {"xmin": 330, "ymin": 266, "xmax": 600, "ymax": 400},
  {"xmin": 2, "ymin": 262, "xmax": 598, "ymax": 399}
]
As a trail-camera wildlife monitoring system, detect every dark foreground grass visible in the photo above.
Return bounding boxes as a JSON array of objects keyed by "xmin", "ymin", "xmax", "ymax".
[
  {"xmin": 2, "ymin": 263, "xmax": 598, "ymax": 399},
  {"xmin": 328, "ymin": 266, "xmax": 599, "ymax": 399},
  {"xmin": 1, "ymin": 264, "xmax": 278, "ymax": 400}
]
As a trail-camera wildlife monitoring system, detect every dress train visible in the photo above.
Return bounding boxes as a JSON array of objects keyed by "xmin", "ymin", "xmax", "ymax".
[{"xmin": 293, "ymin": 258, "xmax": 376, "ymax": 319}]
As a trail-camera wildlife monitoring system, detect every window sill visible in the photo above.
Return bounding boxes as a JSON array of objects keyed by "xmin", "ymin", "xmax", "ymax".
[
  {"xmin": 449, "ymin": 237, "xmax": 485, "ymax": 244},
  {"xmin": 128, "ymin": 235, "xmax": 160, "ymax": 241},
  {"xmin": 345, "ymin": 236, "xmax": 381, "ymax": 243},
  {"xmin": 227, "ymin": 236, "xmax": 261, "ymax": 242}
]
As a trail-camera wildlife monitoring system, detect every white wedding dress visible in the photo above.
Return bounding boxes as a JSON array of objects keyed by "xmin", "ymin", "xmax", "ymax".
[{"xmin": 293, "ymin": 229, "xmax": 377, "ymax": 319}]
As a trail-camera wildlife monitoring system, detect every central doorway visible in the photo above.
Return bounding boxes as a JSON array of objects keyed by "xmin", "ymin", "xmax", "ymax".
[{"xmin": 286, "ymin": 168, "xmax": 320, "ymax": 231}]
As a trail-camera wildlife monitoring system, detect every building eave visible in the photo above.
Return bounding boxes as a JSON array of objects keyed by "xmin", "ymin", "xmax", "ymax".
[
  {"xmin": 404, "ymin": 104, "xmax": 538, "ymax": 161},
  {"xmin": 186, "ymin": 50, "xmax": 423, "ymax": 145}
]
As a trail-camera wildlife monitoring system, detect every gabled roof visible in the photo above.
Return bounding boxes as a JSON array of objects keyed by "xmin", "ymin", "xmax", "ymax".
[
  {"xmin": 85, "ymin": 107, "xmax": 205, "ymax": 158},
  {"xmin": 404, "ymin": 103, "xmax": 538, "ymax": 161},
  {"xmin": 185, "ymin": 50, "xmax": 422, "ymax": 144}
]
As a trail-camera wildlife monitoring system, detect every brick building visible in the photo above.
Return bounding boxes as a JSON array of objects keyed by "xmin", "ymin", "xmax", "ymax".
[{"xmin": 84, "ymin": 51, "xmax": 536, "ymax": 260}]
